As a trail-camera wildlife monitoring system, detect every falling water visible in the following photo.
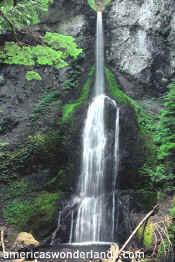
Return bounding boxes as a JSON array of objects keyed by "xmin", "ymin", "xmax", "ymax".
[
  {"xmin": 70, "ymin": 11, "xmax": 120, "ymax": 243},
  {"xmin": 95, "ymin": 12, "xmax": 104, "ymax": 95}
]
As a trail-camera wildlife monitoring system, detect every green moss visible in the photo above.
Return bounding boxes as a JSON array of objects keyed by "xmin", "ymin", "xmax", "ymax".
[
  {"xmin": 26, "ymin": 71, "xmax": 42, "ymax": 81},
  {"xmin": 0, "ymin": 142, "xmax": 9, "ymax": 147},
  {"xmin": 3, "ymin": 192, "xmax": 61, "ymax": 236},
  {"xmin": 105, "ymin": 67, "xmax": 129, "ymax": 105},
  {"xmin": 62, "ymin": 66, "xmax": 95, "ymax": 123},
  {"xmin": 138, "ymin": 222, "xmax": 154, "ymax": 248}
]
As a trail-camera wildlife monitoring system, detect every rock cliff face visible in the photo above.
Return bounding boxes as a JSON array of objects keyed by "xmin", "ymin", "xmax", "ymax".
[
  {"xmin": 0, "ymin": 0, "xmax": 173, "ymax": 242},
  {"xmin": 105, "ymin": 0, "xmax": 175, "ymax": 97}
]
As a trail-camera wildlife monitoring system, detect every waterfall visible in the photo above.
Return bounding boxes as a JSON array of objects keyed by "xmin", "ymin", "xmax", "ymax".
[
  {"xmin": 95, "ymin": 12, "xmax": 104, "ymax": 95},
  {"xmin": 69, "ymin": 11, "xmax": 120, "ymax": 243}
]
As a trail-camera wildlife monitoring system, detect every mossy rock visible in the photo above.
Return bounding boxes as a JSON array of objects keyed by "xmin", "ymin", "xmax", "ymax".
[
  {"xmin": 105, "ymin": 67, "xmax": 157, "ymax": 188},
  {"xmin": 138, "ymin": 222, "xmax": 155, "ymax": 248},
  {"xmin": 3, "ymin": 192, "xmax": 62, "ymax": 238},
  {"xmin": 61, "ymin": 66, "xmax": 95, "ymax": 123}
]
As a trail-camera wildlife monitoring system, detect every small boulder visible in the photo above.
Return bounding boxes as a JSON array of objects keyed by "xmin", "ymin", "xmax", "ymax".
[{"xmin": 12, "ymin": 232, "xmax": 39, "ymax": 251}]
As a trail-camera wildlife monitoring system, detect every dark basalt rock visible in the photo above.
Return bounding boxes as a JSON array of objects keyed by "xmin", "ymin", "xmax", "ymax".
[{"xmin": 118, "ymin": 105, "xmax": 144, "ymax": 189}]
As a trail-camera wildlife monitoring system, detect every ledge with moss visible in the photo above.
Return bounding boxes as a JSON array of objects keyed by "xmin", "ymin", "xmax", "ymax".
[{"xmin": 62, "ymin": 66, "xmax": 95, "ymax": 123}]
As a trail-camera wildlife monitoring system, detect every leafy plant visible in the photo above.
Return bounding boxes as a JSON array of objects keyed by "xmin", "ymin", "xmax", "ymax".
[
  {"xmin": 153, "ymin": 80, "xmax": 175, "ymax": 191},
  {"xmin": 26, "ymin": 71, "xmax": 41, "ymax": 81},
  {"xmin": 3, "ymin": 199, "xmax": 32, "ymax": 229},
  {"xmin": 31, "ymin": 90, "xmax": 60, "ymax": 120}
]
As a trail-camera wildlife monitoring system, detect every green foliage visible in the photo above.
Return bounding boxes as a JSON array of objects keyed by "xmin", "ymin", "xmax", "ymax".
[
  {"xmin": 158, "ymin": 240, "xmax": 171, "ymax": 257},
  {"xmin": 0, "ymin": 42, "xmax": 35, "ymax": 65},
  {"xmin": 0, "ymin": 116, "xmax": 19, "ymax": 135},
  {"xmin": 28, "ymin": 131, "xmax": 61, "ymax": 151},
  {"xmin": 31, "ymin": 90, "xmax": 60, "ymax": 120},
  {"xmin": 169, "ymin": 207, "xmax": 175, "ymax": 217},
  {"xmin": 0, "ymin": 0, "xmax": 53, "ymax": 30},
  {"xmin": 155, "ymin": 81, "xmax": 175, "ymax": 159},
  {"xmin": 3, "ymin": 199, "xmax": 32, "ymax": 229},
  {"xmin": 0, "ymin": 33, "xmax": 82, "ymax": 71},
  {"xmin": 152, "ymin": 80, "xmax": 175, "ymax": 191},
  {"xmin": 0, "ymin": 180, "xmax": 31, "ymax": 200},
  {"xmin": 88, "ymin": 0, "xmax": 96, "ymax": 10},
  {"xmin": 43, "ymin": 32, "xmax": 82, "ymax": 60},
  {"xmin": 26, "ymin": 71, "xmax": 41, "ymax": 81},
  {"xmin": 62, "ymin": 66, "xmax": 95, "ymax": 123},
  {"xmin": 3, "ymin": 192, "xmax": 60, "ymax": 233},
  {"xmin": 105, "ymin": 0, "xmax": 111, "ymax": 7},
  {"xmin": 64, "ymin": 64, "xmax": 81, "ymax": 90},
  {"xmin": 0, "ymin": 142, "xmax": 9, "ymax": 147}
]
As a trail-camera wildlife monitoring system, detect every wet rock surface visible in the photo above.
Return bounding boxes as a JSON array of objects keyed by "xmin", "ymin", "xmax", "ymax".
[{"xmin": 105, "ymin": 0, "xmax": 175, "ymax": 97}]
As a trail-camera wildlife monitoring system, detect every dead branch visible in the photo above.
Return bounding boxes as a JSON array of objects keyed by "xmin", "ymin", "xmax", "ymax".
[
  {"xmin": 0, "ymin": 9, "xmax": 19, "ymax": 43},
  {"xmin": 0, "ymin": 230, "xmax": 5, "ymax": 255}
]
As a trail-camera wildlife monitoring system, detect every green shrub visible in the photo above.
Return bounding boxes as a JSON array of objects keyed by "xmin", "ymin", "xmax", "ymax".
[
  {"xmin": 0, "ymin": 33, "xmax": 82, "ymax": 69},
  {"xmin": 153, "ymin": 80, "xmax": 175, "ymax": 191},
  {"xmin": 26, "ymin": 71, "xmax": 42, "ymax": 81}
]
